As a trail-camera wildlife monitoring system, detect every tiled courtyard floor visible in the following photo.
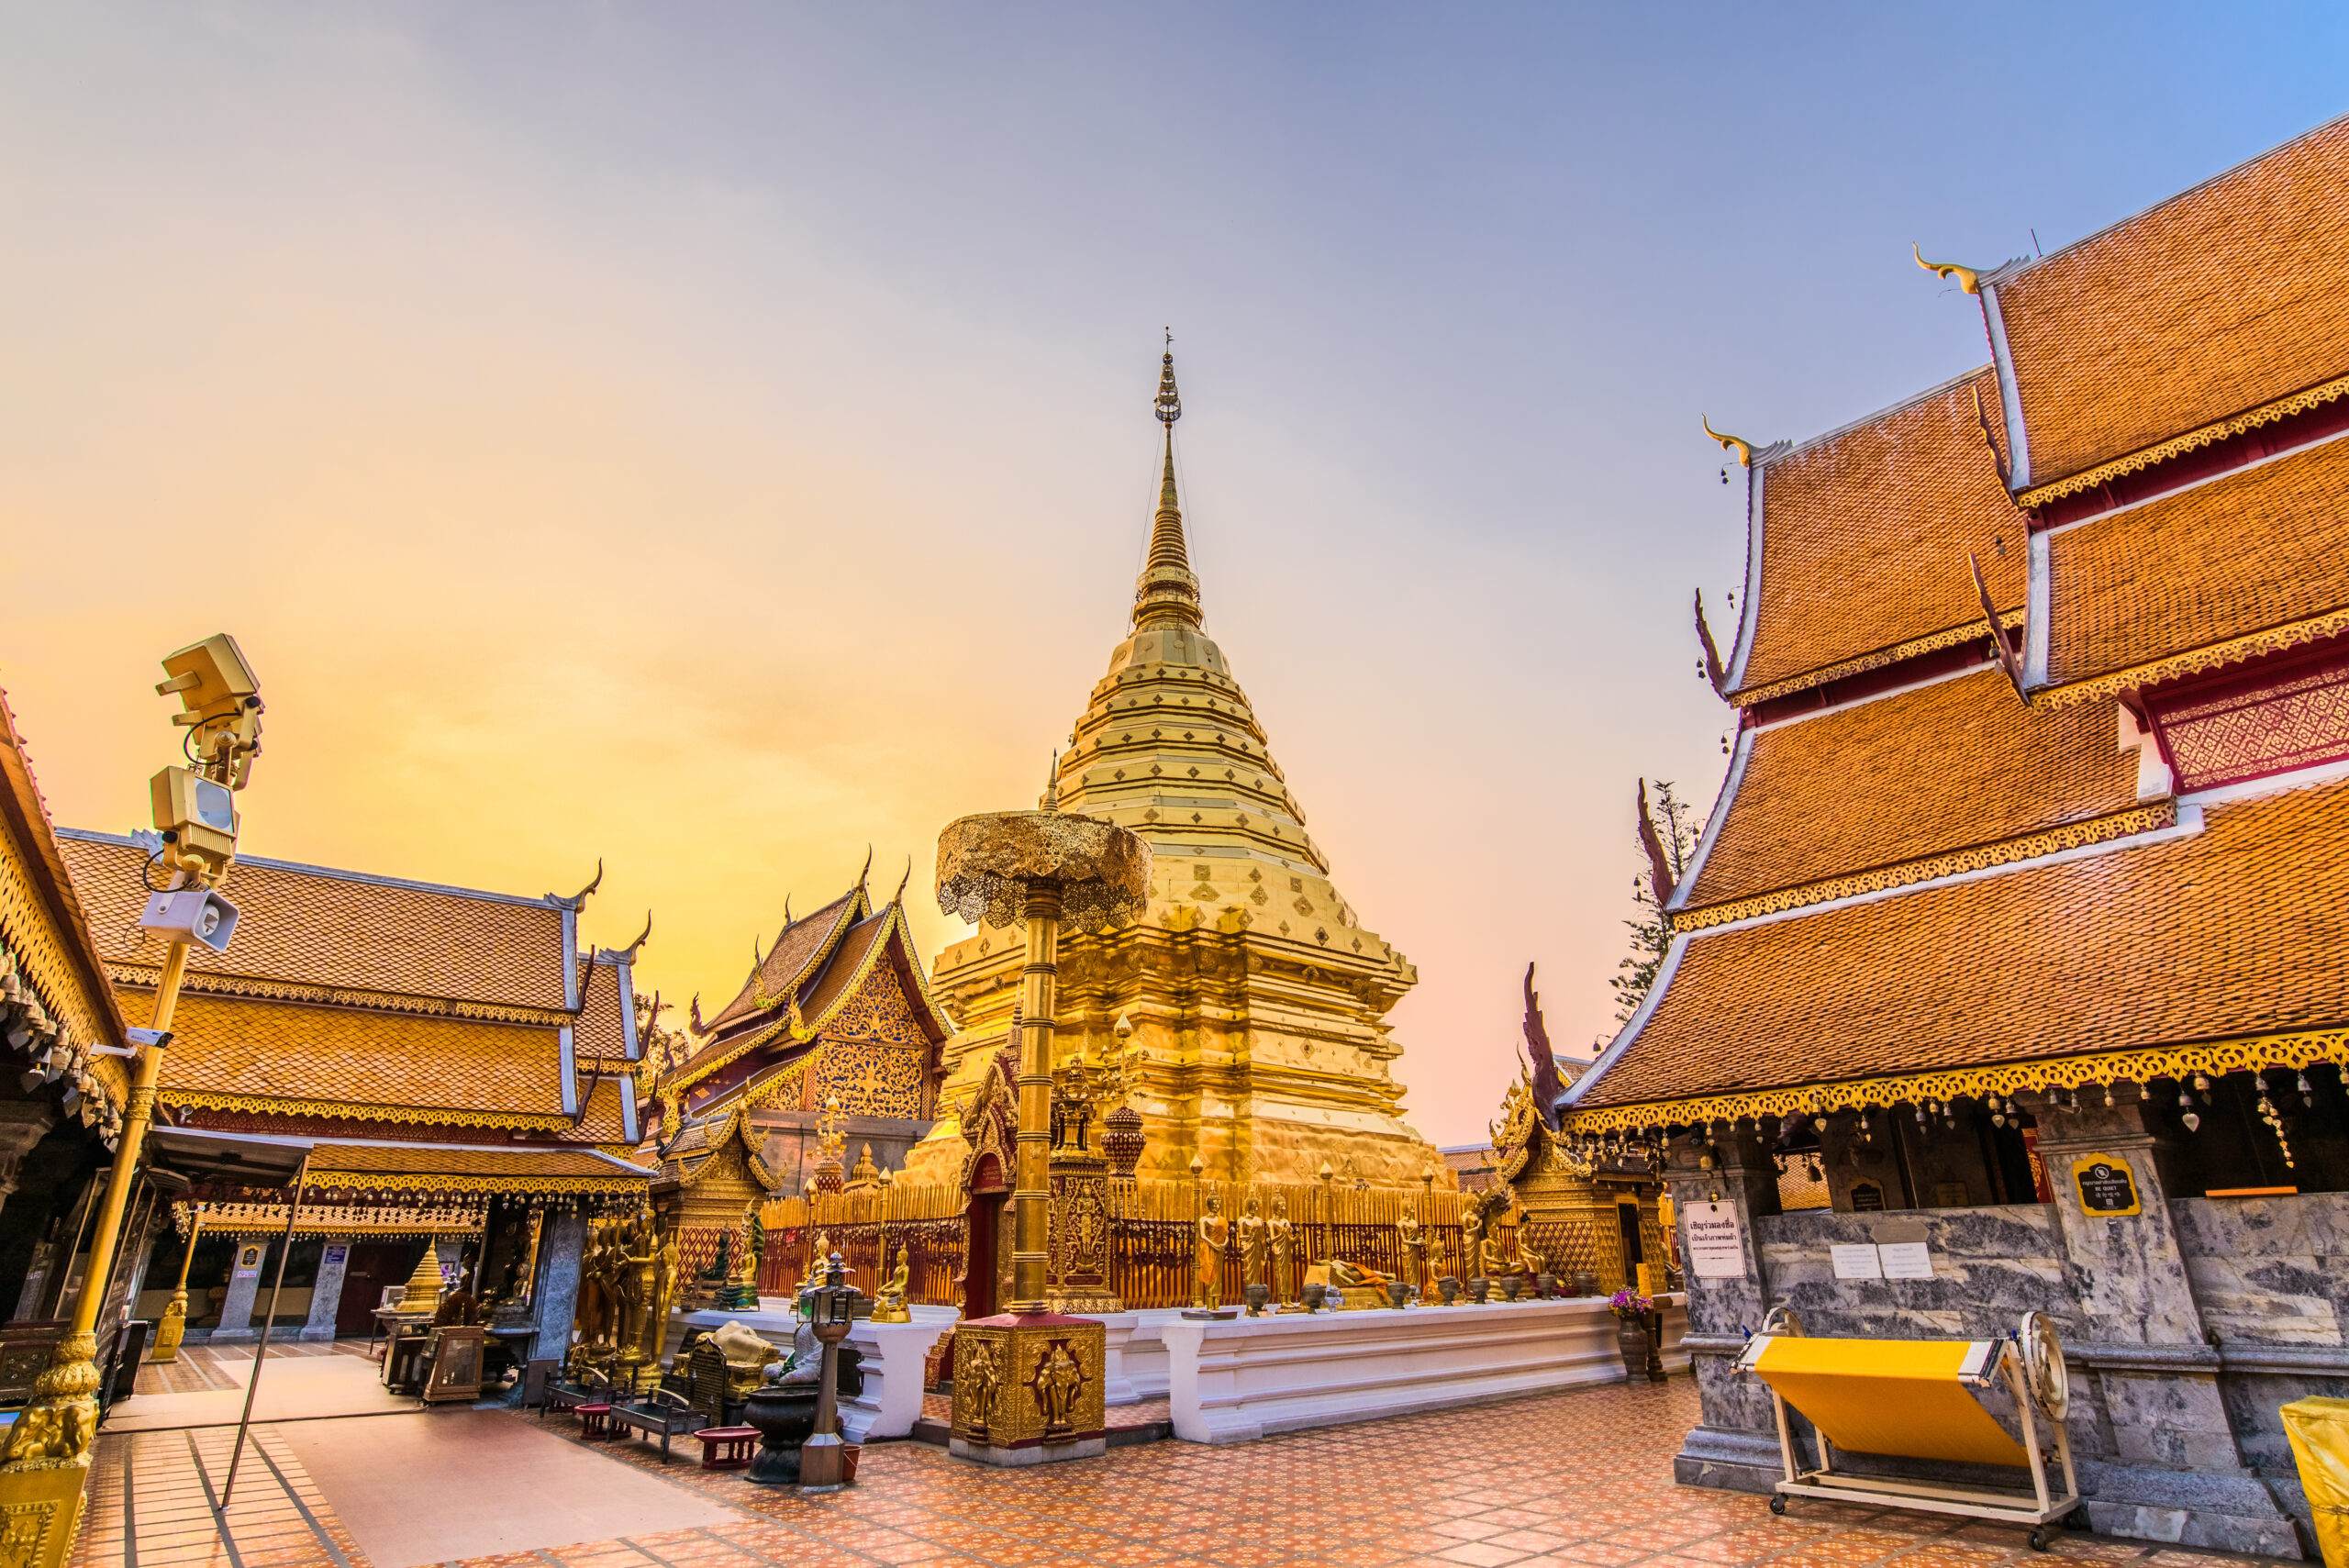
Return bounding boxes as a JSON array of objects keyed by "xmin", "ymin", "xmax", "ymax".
[{"xmin": 75, "ymin": 1378, "xmax": 2299, "ymax": 1568}]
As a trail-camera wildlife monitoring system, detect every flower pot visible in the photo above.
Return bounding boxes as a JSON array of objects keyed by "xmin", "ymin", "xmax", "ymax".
[{"xmin": 1616, "ymin": 1316, "xmax": 1652, "ymax": 1381}]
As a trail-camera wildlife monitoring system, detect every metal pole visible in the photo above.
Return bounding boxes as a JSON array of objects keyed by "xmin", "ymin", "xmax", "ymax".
[{"xmin": 217, "ymin": 1156, "xmax": 306, "ymax": 1511}]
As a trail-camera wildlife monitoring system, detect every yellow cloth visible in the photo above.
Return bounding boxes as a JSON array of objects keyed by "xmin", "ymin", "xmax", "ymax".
[
  {"xmin": 1753, "ymin": 1336, "xmax": 2030, "ymax": 1469},
  {"xmin": 2284, "ymin": 1397, "xmax": 2349, "ymax": 1568}
]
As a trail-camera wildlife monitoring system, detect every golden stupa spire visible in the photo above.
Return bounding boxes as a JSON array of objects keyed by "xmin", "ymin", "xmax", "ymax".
[{"xmin": 1134, "ymin": 335, "xmax": 1203, "ymax": 631}]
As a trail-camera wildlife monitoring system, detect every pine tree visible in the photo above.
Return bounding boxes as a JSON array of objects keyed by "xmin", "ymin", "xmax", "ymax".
[{"xmin": 1608, "ymin": 779, "xmax": 1702, "ymax": 1026}]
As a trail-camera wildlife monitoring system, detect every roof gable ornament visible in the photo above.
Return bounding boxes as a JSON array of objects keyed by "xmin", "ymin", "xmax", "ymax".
[
  {"xmin": 1637, "ymin": 780, "xmax": 1678, "ymax": 908},
  {"xmin": 1702, "ymin": 415, "xmax": 1756, "ymax": 468},
  {"xmin": 1970, "ymin": 550, "xmax": 2030, "ymax": 703},
  {"xmin": 1521, "ymin": 962, "xmax": 1563, "ymax": 1125},
  {"xmin": 1694, "ymin": 590, "xmax": 1731, "ymax": 696},
  {"xmin": 1914, "ymin": 243, "xmax": 1982, "ymax": 295},
  {"xmin": 1973, "ymin": 384, "xmax": 2012, "ymax": 488},
  {"xmin": 546, "ymin": 860, "xmax": 603, "ymax": 911}
]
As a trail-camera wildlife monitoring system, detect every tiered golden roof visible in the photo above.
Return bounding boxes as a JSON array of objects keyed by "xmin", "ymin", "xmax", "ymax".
[{"xmin": 1567, "ymin": 117, "xmax": 2349, "ymax": 1133}]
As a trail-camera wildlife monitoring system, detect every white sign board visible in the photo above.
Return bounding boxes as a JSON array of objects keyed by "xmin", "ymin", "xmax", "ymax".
[
  {"xmin": 1830, "ymin": 1243, "xmax": 1884, "ymax": 1281},
  {"xmin": 1878, "ymin": 1240, "xmax": 1934, "ymax": 1280},
  {"xmin": 1685, "ymin": 1201, "xmax": 1748, "ymax": 1279}
]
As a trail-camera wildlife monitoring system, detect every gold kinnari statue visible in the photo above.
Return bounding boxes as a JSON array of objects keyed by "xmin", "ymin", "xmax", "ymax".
[
  {"xmin": 957, "ymin": 1336, "xmax": 1002, "ymax": 1430},
  {"xmin": 1193, "ymin": 1191, "xmax": 1229, "ymax": 1309},
  {"xmin": 1267, "ymin": 1195, "xmax": 1297, "ymax": 1304},
  {"xmin": 1237, "ymin": 1196, "xmax": 1267, "ymax": 1291}
]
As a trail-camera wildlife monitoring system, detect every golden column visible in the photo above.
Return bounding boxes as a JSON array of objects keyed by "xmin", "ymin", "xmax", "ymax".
[
  {"xmin": 0, "ymin": 636, "xmax": 262, "ymax": 1564},
  {"xmin": 936, "ymin": 776, "xmax": 1149, "ymax": 1465}
]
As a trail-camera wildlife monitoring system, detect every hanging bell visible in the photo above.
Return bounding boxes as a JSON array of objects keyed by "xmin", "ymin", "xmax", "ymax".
[
  {"xmin": 2178, "ymin": 1088, "xmax": 2194, "ymax": 1109},
  {"xmin": 2299, "ymin": 1073, "xmax": 2315, "ymax": 1106},
  {"xmin": 2103, "ymin": 1085, "xmax": 2117, "ymax": 1109}
]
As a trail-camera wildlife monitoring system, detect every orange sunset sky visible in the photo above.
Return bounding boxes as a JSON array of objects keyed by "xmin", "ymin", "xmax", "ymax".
[{"xmin": 6, "ymin": 6, "xmax": 2336, "ymax": 1146}]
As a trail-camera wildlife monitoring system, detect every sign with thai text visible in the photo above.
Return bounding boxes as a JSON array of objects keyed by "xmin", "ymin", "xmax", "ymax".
[
  {"xmin": 1830, "ymin": 1243, "xmax": 1882, "ymax": 1281},
  {"xmin": 2073, "ymin": 1155, "xmax": 2142, "ymax": 1217},
  {"xmin": 1685, "ymin": 1201, "xmax": 1747, "ymax": 1279},
  {"xmin": 1848, "ymin": 1181, "xmax": 1885, "ymax": 1212}
]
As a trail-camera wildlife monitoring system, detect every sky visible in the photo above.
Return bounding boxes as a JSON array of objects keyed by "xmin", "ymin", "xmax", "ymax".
[{"xmin": 3, "ymin": 3, "xmax": 2343, "ymax": 1147}]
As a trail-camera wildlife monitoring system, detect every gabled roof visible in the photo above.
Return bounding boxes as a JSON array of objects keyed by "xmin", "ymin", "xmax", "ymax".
[
  {"xmin": 1731, "ymin": 368, "xmax": 2027, "ymax": 704},
  {"xmin": 0, "ymin": 692, "xmax": 129, "ymax": 1088},
  {"xmin": 1682, "ymin": 664, "xmax": 2140, "ymax": 918},
  {"xmin": 664, "ymin": 875, "xmax": 953, "ymax": 1099},
  {"xmin": 2043, "ymin": 433, "xmax": 2349, "ymax": 694},
  {"xmin": 1988, "ymin": 114, "xmax": 2349, "ymax": 495},
  {"xmin": 1574, "ymin": 772, "xmax": 2349, "ymax": 1121},
  {"xmin": 59, "ymin": 831, "xmax": 580, "ymax": 1014},
  {"xmin": 698, "ymin": 888, "xmax": 865, "ymax": 1036}
]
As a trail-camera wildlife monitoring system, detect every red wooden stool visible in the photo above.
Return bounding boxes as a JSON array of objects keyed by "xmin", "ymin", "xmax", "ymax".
[
  {"xmin": 695, "ymin": 1426, "xmax": 759, "ymax": 1470},
  {"xmin": 576, "ymin": 1403, "xmax": 614, "ymax": 1440}
]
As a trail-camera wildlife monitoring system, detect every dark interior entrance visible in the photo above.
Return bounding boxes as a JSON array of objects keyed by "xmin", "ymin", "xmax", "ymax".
[
  {"xmin": 962, "ymin": 1154, "xmax": 1007, "ymax": 1320},
  {"xmin": 1616, "ymin": 1202, "xmax": 1644, "ymax": 1270},
  {"xmin": 337, "ymin": 1240, "xmax": 428, "ymax": 1336}
]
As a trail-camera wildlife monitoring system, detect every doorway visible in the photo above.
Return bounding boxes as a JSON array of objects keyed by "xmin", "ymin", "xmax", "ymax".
[
  {"xmin": 337, "ymin": 1241, "xmax": 428, "ymax": 1336},
  {"xmin": 962, "ymin": 1154, "xmax": 1008, "ymax": 1320}
]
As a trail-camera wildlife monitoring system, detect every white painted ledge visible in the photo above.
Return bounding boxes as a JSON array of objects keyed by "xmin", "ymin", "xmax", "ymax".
[
  {"xmin": 841, "ymin": 1316, "xmax": 954, "ymax": 1442},
  {"xmin": 1163, "ymin": 1296, "xmax": 1690, "ymax": 1444}
]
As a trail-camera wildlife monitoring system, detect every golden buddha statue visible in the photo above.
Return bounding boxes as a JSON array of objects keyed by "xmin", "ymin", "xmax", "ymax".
[
  {"xmin": 873, "ymin": 1242, "xmax": 912, "ymax": 1324},
  {"xmin": 1267, "ymin": 1195, "xmax": 1297, "ymax": 1304},
  {"xmin": 1397, "ymin": 1210, "xmax": 1431, "ymax": 1297},
  {"xmin": 1193, "ymin": 1192, "xmax": 1229, "ymax": 1309},
  {"xmin": 1237, "ymin": 1196, "xmax": 1268, "ymax": 1291}
]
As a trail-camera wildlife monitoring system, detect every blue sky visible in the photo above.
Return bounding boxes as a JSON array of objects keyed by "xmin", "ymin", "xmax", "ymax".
[{"xmin": 4, "ymin": 3, "xmax": 2343, "ymax": 1142}]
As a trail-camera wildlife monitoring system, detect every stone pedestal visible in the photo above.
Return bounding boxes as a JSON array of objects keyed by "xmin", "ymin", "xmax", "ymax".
[
  {"xmin": 841, "ymin": 1309, "xmax": 959, "ymax": 1442},
  {"xmin": 300, "ymin": 1239, "xmax": 354, "ymax": 1342},
  {"xmin": 948, "ymin": 1313, "xmax": 1107, "ymax": 1466},
  {"xmin": 207, "ymin": 1240, "xmax": 268, "ymax": 1343}
]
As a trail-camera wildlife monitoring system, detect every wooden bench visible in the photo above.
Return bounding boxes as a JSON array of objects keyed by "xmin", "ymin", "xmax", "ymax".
[
  {"xmin": 607, "ymin": 1390, "xmax": 698, "ymax": 1462},
  {"xmin": 544, "ymin": 1369, "xmax": 610, "ymax": 1420}
]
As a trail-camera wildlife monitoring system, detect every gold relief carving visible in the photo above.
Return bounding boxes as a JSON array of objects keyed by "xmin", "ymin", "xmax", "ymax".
[
  {"xmin": 1670, "ymin": 802, "xmax": 2178, "ymax": 933},
  {"xmin": 2016, "ymin": 371, "xmax": 2349, "ymax": 507},
  {"xmin": 812, "ymin": 1036, "xmax": 927, "ymax": 1120},
  {"xmin": 2039, "ymin": 606, "xmax": 2349, "ymax": 709},
  {"xmin": 1565, "ymin": 1023, "xmax": 2349, "ymax": 1135},
  {"xmin": 0, "ymin": 1498, "xmax": 58, "ymax": 1568},
  {"xmin": 101, "ymin": 964, "xmax": 576, "ymax": 1028},
  {"xmin": 305, "ymin": 1171, "xmax": 648, "ymax": 1199},
  {"xmin": 950, "ymin": 1320, "xmax": 1105, "ymax": 1448},
  {"xmin": 156, "ymin": 1090, "xmax": 572, "ymax": 1131},
  {"xmin": 1730, "ymin": 610, "xmax": 2025, "ymax": 709}
]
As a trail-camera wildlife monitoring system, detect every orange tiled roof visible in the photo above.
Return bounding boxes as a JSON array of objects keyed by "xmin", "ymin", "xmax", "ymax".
[
  {"xmin": 1737, "ymin": 369, "xmax": 2025, "ymax": 695},
  {"xmin": 1576, "ymin": 773, "xmax": 2349, "ymax": 1110},
  {"xmin": 306, "ymin": 1142, "xmax": 649, "ymax": 1180},
  {"xmin": 1993, "ymin": 117, "xmax": 2349, "ymax": 491},
  {"xmin": 2045, "ymin": 434, "xmax": 2349, "ymax": 687},
  {"xmin": 1685, "ymin": 666, "xmax": 2139, "ymax": 907},
  {"xmin": 59, "ymin": 832, "xmax": 572, "ymax": 1012},
  {"xmin": 573, "ymin": 956, "xmax": 631, "ymax": 1060},
  {"xmin": 147, "ymin": 991, "xmax": 566, "ymax": 1125},
  {"xmin": 699, "ymin": 889, "xmax": 863, "ymax": 1035}
]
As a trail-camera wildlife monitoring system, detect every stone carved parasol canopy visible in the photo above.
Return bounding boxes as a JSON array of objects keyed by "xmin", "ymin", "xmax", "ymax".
[{"xmin": 935, "ymin": 811, "xmax": 1152, "ymax": 932}]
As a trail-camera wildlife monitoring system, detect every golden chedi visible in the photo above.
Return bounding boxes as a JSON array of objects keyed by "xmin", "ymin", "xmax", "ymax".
[{"xmin": 907, "ymin": 350, "xmax": 1447, "ymax": 1188}]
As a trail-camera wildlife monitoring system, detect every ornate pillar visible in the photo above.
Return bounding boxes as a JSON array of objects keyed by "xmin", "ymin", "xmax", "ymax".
[
  {"xmin": 529, "ymin": 1209, "xmax": 588, "ymax": 1367},
  {"xmin": 935, "ymin": 800, "xmax": 1149, "ymax": 1467},
  {"xmin": 301, "ymin": 1239, "xmax": 354, "ymax": 1342},
  {"xmin": 1664, "ymin": 1122, "xmax": 1785, "ymax": 1494},
  {"xmin": 2019, "ymin": 1088, "xmax": 2296, "ymax": 1555}
]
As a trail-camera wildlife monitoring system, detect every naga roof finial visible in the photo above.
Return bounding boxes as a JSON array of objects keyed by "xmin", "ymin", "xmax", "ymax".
[
  {"xmin": 1702, "ymin": 415, "xmax": 1755, "ymax": 468},
  {"xmin": 1914, "ymin": 242, "xmax": 1982, "ymax": 295}
]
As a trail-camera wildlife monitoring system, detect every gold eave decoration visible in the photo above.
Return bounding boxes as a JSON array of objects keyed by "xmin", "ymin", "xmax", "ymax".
[
  {"xmin": 1730, "ymin": 610, "xmax": 2025, "ymax": 709},
  {"xmin": 1669, "ymin": 801, "xmax": 2176, "ymax": 934},
  {"xmin": 102, "ymin": 962, "xmax": 576, "ymax": 1027},
  {"xmin": 1564, "ymin": 1023, "xmax": 2349, "ymax": 1136},
  {"xmin": 2035, "ymin": 605, "xmax": 2349, "ymax": 709},
  {"xmin": 305, "ymin": 1170, "xmax": 650, "ymax": 1198},
  {"xmin": 2016, "ymin": 371, "xmax": 2349, "ymax": 507},
  {"xmin": 158, "ymin": 1089, "xmax": 575, "ymax": 1132}
]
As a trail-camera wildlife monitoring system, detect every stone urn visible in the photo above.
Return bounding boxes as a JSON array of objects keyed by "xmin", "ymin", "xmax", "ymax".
[
  {"xmin": 743, "ymin": 1348, "xmax": 863, "ymax": 1485},
  {"xmin": 1244, "ymin": 1283, "xmax": 1270, "ymax": 1317},
  {"xmin": 1385, "ymin": 1280, "xmax": 1409, "ymax": 1310},
  {"xmin": 1300, "ymin": 1283, "xmax": 1327, "ymax": 1313},
  {"xmin": 1534, "ymin": 1273, "xmax": 1557, "ymax": 1299},
  {"xmin": 1571, "ymin": 1269, "xmax": 1600, "ymax": 1297},
  {"xmin": 1437, "ymin": 1276, "xmax": 1461, "ymax": 1306},
  {"xmin": 1616, "ymin": 1313, "xmax": 1664, "ymax": 1383},
  {"xmin": 1467, "ymin": 1277, "xmax": 1489, "ymax": 1304},
  {"xmin": 1497, "ymin": 1275, "xmax": 1521, "ymax": 1303}
]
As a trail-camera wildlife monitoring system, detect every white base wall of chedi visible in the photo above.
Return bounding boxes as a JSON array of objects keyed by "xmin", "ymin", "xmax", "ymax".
[{"xmin": 902, "ymin": 350, "xmax": 1451, "ymax": 1195}]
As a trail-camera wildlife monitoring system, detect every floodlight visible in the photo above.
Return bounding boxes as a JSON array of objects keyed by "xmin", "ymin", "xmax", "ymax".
[{"xmin": 151, "ymin": 766, "xmax": 239, "ymax": 867}]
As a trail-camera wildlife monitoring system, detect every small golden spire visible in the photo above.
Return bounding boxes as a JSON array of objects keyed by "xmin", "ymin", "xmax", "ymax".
[
  {"xmin": 1040, "ymin": 750, "xmax": 1061, "ymax": 811},
  {"xmin": 1914, "ymin": 243, "xmax": 1982, "ymax": 295},
  {"xmin": 1133, "ymin": 341, "xmax": 1205, "ymax": 632}
]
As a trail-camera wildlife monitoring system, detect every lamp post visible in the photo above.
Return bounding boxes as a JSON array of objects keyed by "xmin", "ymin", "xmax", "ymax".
[
  {"xmin": 797, "ymin": 1253, "xmax": 857, "ymax": 1492},
  {"xmin": 935, "ymin": 784, "xmax": 1150, "ymax": 1465},
  {"xmin": 149, "ymin": 1206, "xmax": 206, "ymax": 1363},
  {"xmin": 0, "ymin": 636, "xmax": 262, "ymax": 1566}
]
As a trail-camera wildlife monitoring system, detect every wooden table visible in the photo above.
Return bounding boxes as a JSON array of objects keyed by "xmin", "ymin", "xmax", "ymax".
[{"xmin": 695, "ymin": 1427, "xmax": 759, "ymax": 1470}]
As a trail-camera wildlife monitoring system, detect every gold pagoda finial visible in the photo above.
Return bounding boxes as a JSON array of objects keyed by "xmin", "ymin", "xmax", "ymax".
[
  {"xmin": 1914, "ymin": 243, "xmax": 1982, "ymax": 295},
  {"xmin": 1040, "ymin": 750, "xmax": 1061, "ymax": 811},
  {"xmin": 1134, "ymin": 340, "xmax": 1204, "ymax": 632},
  {"xmin": 1703, "ymin": 415, "xmax": 1755, "ymax": 468}
]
